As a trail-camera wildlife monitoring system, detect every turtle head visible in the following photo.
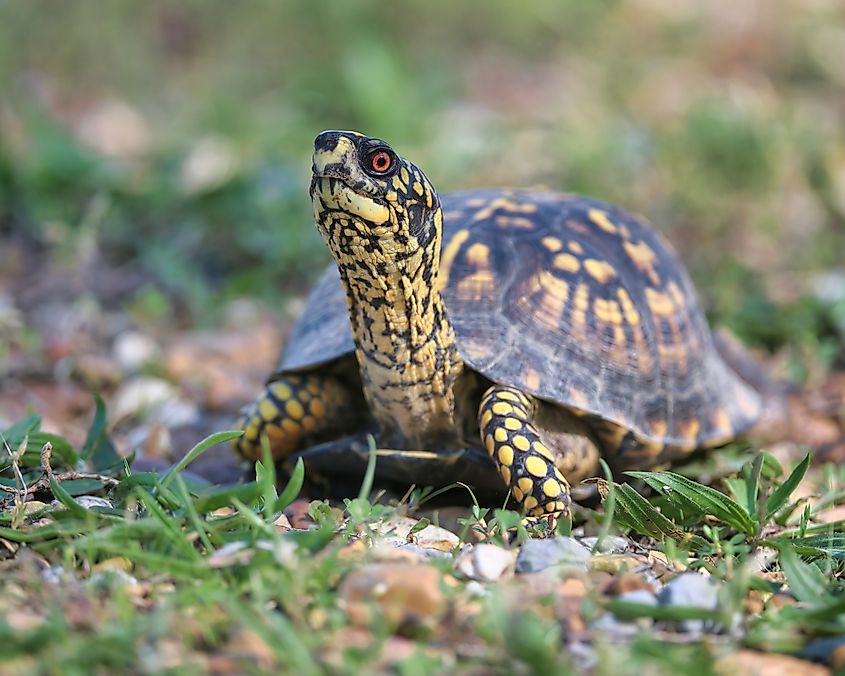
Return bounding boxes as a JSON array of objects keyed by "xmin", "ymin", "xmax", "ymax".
[{"xmin": 310, "ymin": 131, "xmax": 442, "ymax": 260}]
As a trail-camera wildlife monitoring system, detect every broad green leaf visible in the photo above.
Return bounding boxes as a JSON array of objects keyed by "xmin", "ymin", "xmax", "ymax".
[
  {"xmin": 3, "ymin": 432, "xmax": 79, "ymax": 467},
  {"xmin": 789, "ymin": 532, "xmax": 845, "ymax": 559},
  {"xmin": 765, "ymin": 452, "xmax": 811, "ymax": 519},
  {"xmin": 626, "ymin": 470, "xmax": 757, "ymax": 535},
  {"xmin": 778, "ymin": 543, "xmax": 827, "ymax": 605},
  {"xmin": 160, "ymin": 430, "xmax": 242, "ymax": 489},
  {"xmin": 60, "ymin": 478, "xmax": 107, "ymax": 495},
  {"xmin": 81, "ymin": 394, "xmax": 121, "ymax": 472},
  {"xmin": 611, "ymin": 483, "xmax": 681, "ymax": 540},
  {"xmin": 2, "ymin": 415, "xmax": 41, "ymax": 440}
]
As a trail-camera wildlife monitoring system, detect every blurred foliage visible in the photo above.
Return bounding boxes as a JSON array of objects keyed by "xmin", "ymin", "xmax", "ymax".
[{"xmin": 0, "ymin": 0, "xmax": 844, "ymax": 361}]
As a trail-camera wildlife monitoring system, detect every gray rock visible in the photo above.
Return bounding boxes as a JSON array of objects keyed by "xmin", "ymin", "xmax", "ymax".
[
  {"xmin": 515, "ymin": 537, "xmax": 591, "ymax": 574},
  {"xmin": 580, "ymin": 535, "xmax": 629, "ymax": 554},
  {"xmin": 657, "ymin": 572, "xmax": 721, "ymax": 634},
  {"xmin": 618, "ymin": 589, "xmax": 658, "ymax": 606},
  {"xmin": 74, "ymin": 495, "xmax": 113, "ymax": 510},
  {"xmin": 591, "ymin": 611, "xmax": 640, "ymax": 637}
]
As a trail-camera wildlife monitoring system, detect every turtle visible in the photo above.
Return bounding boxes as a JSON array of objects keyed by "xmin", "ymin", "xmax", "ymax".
[{"xmin": 234, "ymin": 129, "xmax": 761, "ymax": 529}]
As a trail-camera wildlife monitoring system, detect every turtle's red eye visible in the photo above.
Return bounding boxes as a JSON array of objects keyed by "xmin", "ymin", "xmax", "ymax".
[
  {"xmin": 364, "ymin": 148, "xmax": 395, "ymax": 176},
  {"xmin": 371, "ymin": 151, "xmax": 392, "ymax": 173}
]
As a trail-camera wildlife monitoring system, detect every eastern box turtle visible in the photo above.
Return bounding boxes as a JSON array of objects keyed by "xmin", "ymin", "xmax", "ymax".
[{"xmin": 235, "ymin": 130, "xmax": 761, "ymax": 528}]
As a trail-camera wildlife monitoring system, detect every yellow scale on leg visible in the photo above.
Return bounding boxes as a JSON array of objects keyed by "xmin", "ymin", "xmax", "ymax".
[
  {"xmin": 478, "ymin": 385, "xmax": 571, "ymax": 529},
  {"xmin": 234, "ymin": 373, "xmax": 352, "ymax": 460}
]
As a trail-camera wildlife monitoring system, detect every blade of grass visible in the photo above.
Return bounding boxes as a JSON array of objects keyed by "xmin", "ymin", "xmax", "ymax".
[
  {"xmin": 134, "ymin": 487, "xmax": 200, "ymax": 561},
  {"xmin": 778, "ymin": 543, "xmax": 827, "ymax": 605},
  {"xmin": 159, "ymin": 430, "xmax": 242, "ymax": 489},
  {"xmin": 357, "ymin": 434, "xmax": 378, "ymax": 501},
  {"xmin": 272, "ymin": 458, "xmax": 305, "ymax": 513},
  {"xmin": 173, "ymin": 474, "xmax": 214, "ymax": 553},
  {"xmin": 765, "ymin": 452, "xmax": 811, "ymax": 519}
]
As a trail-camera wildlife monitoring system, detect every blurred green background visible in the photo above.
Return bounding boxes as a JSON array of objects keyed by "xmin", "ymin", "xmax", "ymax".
[{"xmin": 1, "ymin": 0, "xmax": 844, "ymax": 371}]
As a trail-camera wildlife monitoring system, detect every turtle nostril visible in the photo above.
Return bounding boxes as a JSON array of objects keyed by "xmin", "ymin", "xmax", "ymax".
[{"xmin": 314, "ymin": 130, "xmax": 342, "ymax": 153}]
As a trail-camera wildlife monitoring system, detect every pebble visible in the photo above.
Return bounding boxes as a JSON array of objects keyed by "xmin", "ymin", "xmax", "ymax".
[
  {"xmin": 377, "ymin": 516, "xmax": 460, "ymax": 552},
  {"xmin": 618, "ymin": 589, "xmax": 658, "ymax": 606},
  {"xmin": 515, "ymin": 537, "xmax": 591, "ymax": 574},
  {"xmin": 339, "ymin": 563, "xmax": 448, "ymax": 633},
  {"xmin": 73, "ymin": 495, "xmax": 113, "ymax": 510},
  {"xmin": 657, "ymin": 572, "xmax": 721, "ymax": 634},
  {"xmin": 113, "ymin": 331, "xmax": 159, "ymax": 371},
  {"xmin": 580, "ymin": 535, "xmax": 629, "ymax": 554},
  {"xmin": 455, "ymin": 543, "xmax": 516, "ymax": 582}
]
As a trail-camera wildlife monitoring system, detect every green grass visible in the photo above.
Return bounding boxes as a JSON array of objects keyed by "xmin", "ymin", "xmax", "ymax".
[{"xmin": 2, "ymin": 404, "xmax": 844, "ymax": 673}]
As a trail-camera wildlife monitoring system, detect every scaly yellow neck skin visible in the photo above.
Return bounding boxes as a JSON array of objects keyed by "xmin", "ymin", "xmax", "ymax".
[{"xmin": 330, "ymin": 215, "xmax": 464, "ymax": 446}]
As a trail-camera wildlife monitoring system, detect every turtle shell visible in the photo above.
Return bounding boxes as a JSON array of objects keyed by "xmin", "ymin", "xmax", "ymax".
[{"xmin": 278, "ymin": 189, "xmax": 760, "ymax": 451}]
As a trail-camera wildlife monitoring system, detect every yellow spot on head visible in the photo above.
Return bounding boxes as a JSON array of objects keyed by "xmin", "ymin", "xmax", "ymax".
[
  {"xmin": 512, "ymin": 486, "xmax": 524, "ymax": 501},
  {"xmin": 568, "ymin": 240, "xmax": 584, "ymax": 254},
  {"xmin": 480, "ymin": 409, "xmax": 493, "ymax": 428},
  {"xmin": 494, "ymin": 428, "xmax": 508, "ymax": 442},
  {"xmin": 309, "ymin": 399, "xmax": 326, "ymax": 418},
  {"xmin": 501, "ymin": 466, "xmax": 512, "ymax": 485},
  {"xmin": 518, "ymin": 477, "xmax": 534, "ymax": 493},
  {"xmin": 583, "ymin": 259, "xmax": 617, "ymax": 284},
  {"xmin": 412, "ymin": 181, "xmax": 423, "ymax": 196},
  {"xmin": 485, "ymin": 434, "xmax": 495, "ymax": 455},
  {"xmin": 301, "ymin": 416, "xmax": 317, "ymax": 432},
  {"xmin": 400, "ymin": 167, "xmax": 410, "ymax": 185},
  {"xmin": 588, "ymin": 208, "xmax": 617, "ymax": 234},
  {"xmin": 523, "ymin": 496, "xmax": 539, "ymax": 511},
  {"xmin": 553, "ymin": 253, "xmax": 581, "ymax": 273}
]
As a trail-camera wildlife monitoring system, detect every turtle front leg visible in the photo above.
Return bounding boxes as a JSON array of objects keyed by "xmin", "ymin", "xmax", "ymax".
[
  {"xmin": 478, "ymin": 385, "xmax": 572, "ymax": 531},
  {"xmin": 234, "ymin": 373, "xmax": 355, "ymax": 461}
]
